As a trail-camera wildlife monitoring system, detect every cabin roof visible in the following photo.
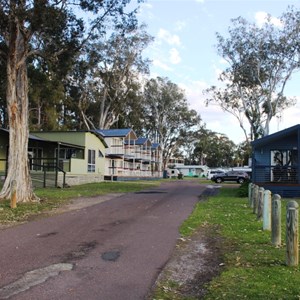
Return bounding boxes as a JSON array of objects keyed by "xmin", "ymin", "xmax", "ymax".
[
  {"xmin": 251, "ymin": 124, "xmax": 300, "ymax": 147},
  {"xmin": 95, "ymin": 128, "xmax": 137, "ymax": 139}
]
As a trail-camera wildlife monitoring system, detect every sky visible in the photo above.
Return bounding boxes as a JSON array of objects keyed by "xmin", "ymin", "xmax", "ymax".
[{"xmin": 130, "ymin": 0, "xmax": 300, "ymax": 144}]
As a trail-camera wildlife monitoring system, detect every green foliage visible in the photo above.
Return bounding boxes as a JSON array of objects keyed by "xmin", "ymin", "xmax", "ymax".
[
  {"xmin": 143, "ymin": 76, "xmax": 202, "ymax": 168},
  {"xmin": 193, "ymin": 129, "xmax": 236, "ymax": 167},
  {"xmin": 237, "ymin": 181, "xmax": 249, "ymax": 197}
]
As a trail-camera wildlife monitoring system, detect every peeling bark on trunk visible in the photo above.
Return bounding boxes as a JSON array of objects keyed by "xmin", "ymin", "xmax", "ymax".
[{"xmin": 0, "ymin": 11, "xmax": 36, "ymax": 202}]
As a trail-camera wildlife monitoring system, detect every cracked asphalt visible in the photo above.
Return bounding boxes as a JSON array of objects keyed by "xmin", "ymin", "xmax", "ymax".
[{"xmin": 0, "ymin": 181, "xmax": 215, "ymax": 300}]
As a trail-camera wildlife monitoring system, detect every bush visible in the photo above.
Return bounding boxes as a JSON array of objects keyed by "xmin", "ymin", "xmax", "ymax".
[{"xmin": 237, "ymin": 181, "xmax": 249, "ymax": 197}]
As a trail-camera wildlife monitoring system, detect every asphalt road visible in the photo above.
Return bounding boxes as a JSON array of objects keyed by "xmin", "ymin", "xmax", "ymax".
[{"xmin": 0, "ymin": 181, "xmax": 212, "ymax": 300}]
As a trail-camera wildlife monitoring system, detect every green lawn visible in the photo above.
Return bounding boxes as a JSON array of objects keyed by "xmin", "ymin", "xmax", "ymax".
[{"xmin": 154, "ymin": 185, "xmax": 300, "ymax": 299}]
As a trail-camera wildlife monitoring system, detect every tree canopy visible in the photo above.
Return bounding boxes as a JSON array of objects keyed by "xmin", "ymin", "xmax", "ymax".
[
  {"xmin": 205, "ymin": 7, "xmax": 300, "ymax": 142},
  {"xmin": 142, "ymin": 77, "xmax": 202, "ymax": 169}
]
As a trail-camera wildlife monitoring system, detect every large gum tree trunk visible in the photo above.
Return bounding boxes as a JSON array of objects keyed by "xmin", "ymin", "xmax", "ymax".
[{"xmin": 0, "ymin": 13, "xmax": 36, "ymax": 202}]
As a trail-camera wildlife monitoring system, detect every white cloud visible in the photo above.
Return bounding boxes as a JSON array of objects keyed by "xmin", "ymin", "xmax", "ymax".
[
  {"xmin": 152, "ymin": 59, "xmax": 172, "ymax": 71},
  {"xmin": 255, "ymin": 11, "xmax": 283, "ymax": 28},
  {"xmin": 157, "ymin": 29, "xmax": 181, "ymax": 46},
  {"xmin": 169, "ymin": 48, "xmax": 181, "ymax": 64},
  {"xmin": 138, "ymin": 2, "xmax": 154, "ymax": 19},
  {"xmin": 175, "ymin": 21, "xmax": 186, "ymax": 31}
]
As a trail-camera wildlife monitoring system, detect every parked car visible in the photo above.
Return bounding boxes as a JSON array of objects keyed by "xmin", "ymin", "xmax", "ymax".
[
  {"xmin": 206, "ymin": 169, "xmax": 225, "ymax": 180},
  {"xmin": 211, "ymin": 171, "xmax": 249, "ymax": 184}
]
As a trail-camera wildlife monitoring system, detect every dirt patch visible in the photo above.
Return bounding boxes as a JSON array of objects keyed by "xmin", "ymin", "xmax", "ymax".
[
  {"xmin": 51, "ymin": 193, "xmax": 124, "ymax": 213},
  {"xmin": 0, "ymin": 193, "xmax": 124, "ymax": 230},
  {"xmin": 149, "ymin": 225, "xmax": 224, "ymax": 299}
]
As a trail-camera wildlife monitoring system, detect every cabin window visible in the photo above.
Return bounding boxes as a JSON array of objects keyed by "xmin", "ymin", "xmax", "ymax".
[
  {"xmin": 271, "ymin": 149, "xmax": 298, "ymax": 166},
  {"xmin": 88, "ymin": 149, "xmax": 96, "ymax": 173},
  {"xmin": 271, "ymin": 149, "xmax": 298, "ymax": 182},
  {"xmin": 55, "ymin": 148, "xmax": 77, "ymax": 159}
]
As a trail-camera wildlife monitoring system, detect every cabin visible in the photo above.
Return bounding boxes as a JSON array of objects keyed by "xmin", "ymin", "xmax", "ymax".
[
  {"xmin": 96, "ymin": 129, "xmax": 162, "ymax": 180},
  {"xmin": 0, "ymin": 128, "xmax": 163, "ymax": 186},
  {"xmin": 32, "ymin": 131, "xmax": 108, "ymax": 186},
  {"xmin": 0, "ymin": 129, "xmax": 90, "ymax": 187},
  {"xmin": 251, "ymin": 124, "xmax": 300, "ymax": 197}
]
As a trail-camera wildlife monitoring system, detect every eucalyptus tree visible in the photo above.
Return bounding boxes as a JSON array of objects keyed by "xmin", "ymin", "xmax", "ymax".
[
  {"xmin": 194, "ymin": 132, "xmax": 236, "ymax": 168},
  {"xmin": 0, "ymin": 58, "xmax": 6, "ymax": 127},
  {"xmin": 0, "ymin": 0, "xmax": 142, "ymax": 202},
  {"xmin": 205, "ymin": 7, "xmax": 300, "ymax": 142},
  {"xmin": 70, "ymin": 24, "xmax": 152, "ymax": 130},
  {"xmin": 191, "ymin": 127, "xmax": 215, "ymax": 165},
  {"xmin": 28, "ymin": 62, "xmax": 67, "ymax": 130},
  {"xmin": 143, "ymin": 77, "xmax": 201, "ymax": 170},
  {"xmin": 234, "ymin": 141, "xmax": 252, "ymax": 167}
]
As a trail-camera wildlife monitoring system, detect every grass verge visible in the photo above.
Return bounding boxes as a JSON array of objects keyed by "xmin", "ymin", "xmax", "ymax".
[
  {"xmin": 0, "ymin": 181, "xmax": 160, "ymax": 225},
  {"xmin": 152, "ymin": 186, "xmax": 300, "ymax": 300}
]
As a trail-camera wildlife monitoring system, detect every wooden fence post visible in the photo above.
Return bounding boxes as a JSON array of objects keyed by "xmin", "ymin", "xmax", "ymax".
[
  {"xmin": 286, "ymin": 200, "xmax": 299, "ymax": 266},
  {"xmin": 257, "ymin": 187, "xmax": 264, "ymax": 220},
  {"xmin": 250, "ymin": 183, "xmax": 256, "ymax": 209},
  {"xmin": 253, "ymin": 185, "xmax": 259, "ymax": 214},
  {"xmin": 248, "ymin": 183, "xmax": 253, "ymax": 207},
  {"xmin": 10, "ymin": 180, "xmax": 17, "ymax": 209},
  {"xmin": 263, "ymin": 190, "xmax": 272, "ymax": 231},
  {"xmin": 271, "ymin": 194, "xmax": 281, "ymax": 246}
]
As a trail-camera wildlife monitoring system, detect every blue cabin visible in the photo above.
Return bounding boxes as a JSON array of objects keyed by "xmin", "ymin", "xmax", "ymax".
[{"xmin": 251, "ymin": 124, "xmax": 300, "ymax": 198}]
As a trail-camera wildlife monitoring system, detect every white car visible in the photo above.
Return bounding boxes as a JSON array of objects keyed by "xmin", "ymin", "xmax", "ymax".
[{"xmin": 206, "ymin": 170, "xmax": 225, "ymax": 180}]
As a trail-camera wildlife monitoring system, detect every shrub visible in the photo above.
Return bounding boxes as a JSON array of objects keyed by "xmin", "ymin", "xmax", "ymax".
[{"xmin": 237, "ymin": 181, "xmax": 249, "ymax": 197}]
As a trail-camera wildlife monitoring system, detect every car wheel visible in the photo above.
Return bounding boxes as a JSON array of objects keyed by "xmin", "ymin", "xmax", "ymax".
[
  {"xmin": 237, "ymin": 178, "xmax": 245, "ymax": 184},
  {"xmin": 215, "ymin": 178, "xmax": 223, "ymax": 183}
]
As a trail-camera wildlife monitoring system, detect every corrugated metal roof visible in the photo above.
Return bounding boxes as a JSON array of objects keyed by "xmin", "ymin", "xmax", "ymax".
[
  {"xmin": 251, "ymin": 124, "xmax": 300, "ymax": 147},
  {"xmin": 0, "ymin": 129, "xmax": 85, "ymax": 149},
  {"xmin": 29, "ymin": 133, "xmax": 85, "ymax": 149},
  {"xmin": 135, "ymin": 137, "xmax": 152, "ymax": 146},
  {"xmin": 151, "ymin": 143, "xmax": 161, "ymax": 150},
  {"xmin": 96, "ymin": 128, "xmax": 137, "ymax": 139}
]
